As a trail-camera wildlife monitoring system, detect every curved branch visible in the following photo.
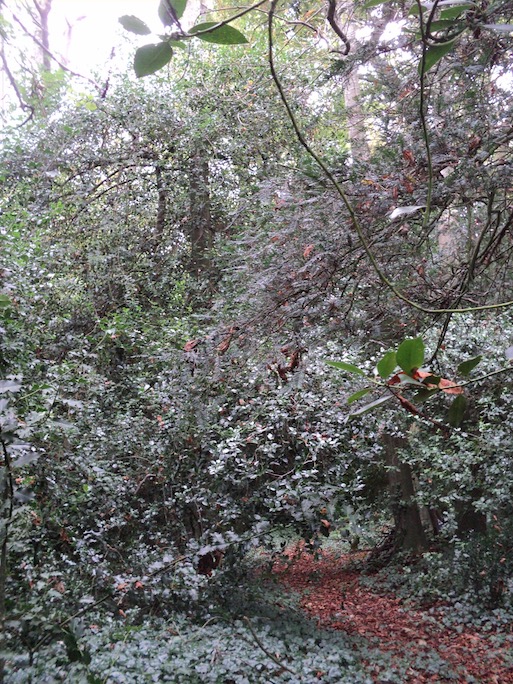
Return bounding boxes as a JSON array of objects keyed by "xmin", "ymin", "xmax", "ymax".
[{"xmin": 267, "ymin": 0, "xmax": 513, "ymax": 315}]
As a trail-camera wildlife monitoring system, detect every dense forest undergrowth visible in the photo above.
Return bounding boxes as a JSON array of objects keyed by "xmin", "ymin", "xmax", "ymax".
[{"xmin": 1, "ymin": 0, "xmax": 513, "ymax": 681}]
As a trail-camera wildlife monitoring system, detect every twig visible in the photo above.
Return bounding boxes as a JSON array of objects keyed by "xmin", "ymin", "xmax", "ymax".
[{"xmin": 243, "ymin": 616, "xmax": 301, "ymax": 679}]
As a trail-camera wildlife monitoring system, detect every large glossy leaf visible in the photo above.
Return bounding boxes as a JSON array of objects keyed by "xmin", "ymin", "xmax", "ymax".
[
  {"xmin": 396, "ymin": 337, "xmax": 425, "ymax": 374},
  {"xmin": 377, "ymin": 351, "xmax": 397, "ymax": 378},
  {"xmin": 325, "ymin": 360, "xmax": 366, "ymax": 376},
  {"xmin": 420, "ymin": 39, "xmax": 458, "ymax": 74},
  {"xmin": 448, "ymin": 394, "xmax": 467, "ymax": 427},
  {"xmin": 134, "ymin": 42, "xmax": 173, "ymax": 77},
  {"xmin": 189, "ymin": 22, "xmax": 249, "ymax": 45},
  {"xmin": 119, "ymin": 15, "xmax": 151, "ymax": 35},
  {"xmin": 158, "ymin": 0, "xmax": 187, "ymax": 25},
  {"xmin": 457, "ymin": 355, "xmax": 482, "ymax": 376}
]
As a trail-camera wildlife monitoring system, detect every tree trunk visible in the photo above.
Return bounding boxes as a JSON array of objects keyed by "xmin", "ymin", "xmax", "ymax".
[
  {"xmin": 382, "ymin": 433, "xmax": 428, "ymax": 552},
  {"xmin": 33, "ymin": 0, "xmax": 52, "ymax": 72},
  {"xmin": 188, "ymin": 152, "xmax": 213, "ymax": 276}
]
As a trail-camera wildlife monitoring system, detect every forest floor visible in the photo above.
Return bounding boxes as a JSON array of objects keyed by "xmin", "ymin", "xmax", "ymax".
[{"xmin": 271, "ymin": 544, "xmax": 513, "ymax": 684}]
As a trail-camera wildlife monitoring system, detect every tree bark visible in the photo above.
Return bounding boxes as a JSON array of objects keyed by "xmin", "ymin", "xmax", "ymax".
[
  {"xmin": 188, "ymin": 152, "xmax": 213, "ymax": 276},
  {"xmin": 382, "ymin": 433, "xmax": 428, "ymax": 552}
]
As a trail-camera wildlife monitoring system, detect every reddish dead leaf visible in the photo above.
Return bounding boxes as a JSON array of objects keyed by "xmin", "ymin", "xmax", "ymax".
[
  {"xmin": 134, "ymin": 581, "xmax": 144, "ymax": 589},
  {"xmin": 438, "ymin": 377, "xmax": 464, "ymax": 395},
  {"xmin": 184, "ymin": 339, "xmax": 199, "ymax": 352},
  {"xmin": 217, "ymin": 335, "xmax": 232, "ymax": 355},
  {"xmin": 303, "ymin": 244, "xmax": 315, "ymax": 259},
  {"xmin": 402, "ymin": 149, "xmax": 415, "ymax": 165}
]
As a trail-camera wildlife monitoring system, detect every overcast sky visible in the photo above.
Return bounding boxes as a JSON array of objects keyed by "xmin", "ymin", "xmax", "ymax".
[{"xmin": 49, "ymin": 0, "xmax": 161, "ymax": 75}]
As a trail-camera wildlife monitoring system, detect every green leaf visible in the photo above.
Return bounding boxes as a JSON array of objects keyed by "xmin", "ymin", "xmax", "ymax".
[
  {"xmin": 134, "ymin": 42, "xmax": 173, "ymax": 77},
  {"xmin": 396, "ymin": 337, "xmax": 425, "ymax": 374},
  {"xmin": 189, "ymin": 22, "xmax": 249, "ymax": 45},
  {"xmin": 377, "ymin": 351, "xmax": 397, "ymax": 378},
  {"xmin": 159, "ymin": 0, "xmax": 187, "ymax": 25},
  {"xmin": 363, "ymin": 0, "xmax": 390, "ymax": 7},
  {"xmin": 420, "ymin": 39, "xmax": 458, "ymax": 75},
  {"xmin": 457, "ymin": 355, "xmax": 482, "ymax": 377},
  {"xmin": 440, "ymin": 5, "xmax": 471, "ymax": 19},
  {"xmin": 349, "ymin": 395, "xmax": 394, "ymax": 417},
  {"xmin": 448, "ymin": 394, "xmax": 467, "ymax": 427},
  {"xmin": 168, "ymin": 40, "xmax": 187, "ymax": 50},
  {"xmin": 325, "ymin": 360, "xmax": 366, "ymax": 376},
  {"xmin": 347, "ymin": 388, "xmax": 372, "ymax": 404},
  {"xmin": 0, "ymin": 294, "xmax": 11, "ymax": 309},
  {"xmin": 119, "ymin": 15, "xmax": 151, "ymax": 35}
]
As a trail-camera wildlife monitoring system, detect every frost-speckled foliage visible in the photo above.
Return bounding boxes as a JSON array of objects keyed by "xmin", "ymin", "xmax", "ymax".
[{"xmin": 6, "ymin": 611, "xmax": 368, "ymax": 684}]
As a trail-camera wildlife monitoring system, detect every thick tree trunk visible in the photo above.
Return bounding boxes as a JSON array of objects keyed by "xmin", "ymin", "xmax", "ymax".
[
  {"xmin": 382, "ymin": 433, "xmax": 428, "ymax": 552},
  {"xmin": 188, "ymin": 152, "xmax": 213, "ymax": 276}
]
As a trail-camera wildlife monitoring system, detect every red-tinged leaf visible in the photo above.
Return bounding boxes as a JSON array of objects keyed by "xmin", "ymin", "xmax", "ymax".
[
  {"xmin": 184, "ymin": 339, "xmax": 199, "ymax": 352},
  {"xmin": 303, "ymin": 244, "xmax": 315, "ymax": 258},
  {"xmin": 134, "ymin": 581, "xmax": 144, "ymax": 589},
  {"xmin": 438, "ymin": 377, "xmax": 463, "ymax": 394},
  {"xmin": 217, "ymin": 335, "xmax": 232, "ymax": 354},
  {"xmin": 397, "ymin": 394, "xmax": 421, "ymax": 416}
]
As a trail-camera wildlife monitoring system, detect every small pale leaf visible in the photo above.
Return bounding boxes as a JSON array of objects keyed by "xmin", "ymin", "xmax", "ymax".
[
  {"xmin": 505, "ymin": 345, "xmax": 513, "ymax": 361},
  {"xmin": 389, "ymin": 205, "xmax": 425, "ymax": 219},
  {"xmin": 0, "ymin": 380, "xmax": 22, "ymax": 393},
  {"xmin": 482, "ymin": 24, "xmax": 513, "ymax": 33},
  {"xmin": 119, "ymin": 15, "xmax": 151, "ymax": 35},
  {"xmin": 349, "ymin": 395, "xmax": 394, "ymax": 417},
  {"xmin": 325, "ymin": 360, "xmax": 366, "ymax": 376}
]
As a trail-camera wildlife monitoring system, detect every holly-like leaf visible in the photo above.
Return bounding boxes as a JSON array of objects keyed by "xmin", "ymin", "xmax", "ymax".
[
  {"xmin": 0, "ymin": 379, "xmax": 22, "ymax": 393},
  {"xmin": 158, "ymin": 0, "xmax": 187, "ymax": 25},
  {"xmin": 189, "ymin": 22, "xmax": 249, "ymax": 45},
  {"xmin": 377, "ymin": 351, "xmax": 397, "ymax": 378},
  {"xmin": 457, "ymin": 355, "xmax": 482, "ymax": 376},
  {"xmin": 325, "ymin": 360, "xmax": 366, "ymax": 376},
  {"xmin": 448, "ymin": 394, "xmax": 467, "ymax": 427},
  {"xmin": 420, "ymin": 39, "xmax": 458, "ymax": 75},
  {"xmin": 396, "ymin": 337, "xmax": 425, "ymax": 374},
  {"xmin": 134, "ymin": 42, "xmax": 173, "ymax": 77},
  {"xmin": 119, "ymin": 15, "xmax": 151, "ymax": 35},
  {"xmin": 347, "ymin": 388, "xmax": 372, "ymax": 404}
]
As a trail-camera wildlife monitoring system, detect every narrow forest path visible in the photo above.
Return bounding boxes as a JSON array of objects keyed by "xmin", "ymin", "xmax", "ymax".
[{"xmin": 272, "ymin": 546, "xmax": 513, "ymax": 683}]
